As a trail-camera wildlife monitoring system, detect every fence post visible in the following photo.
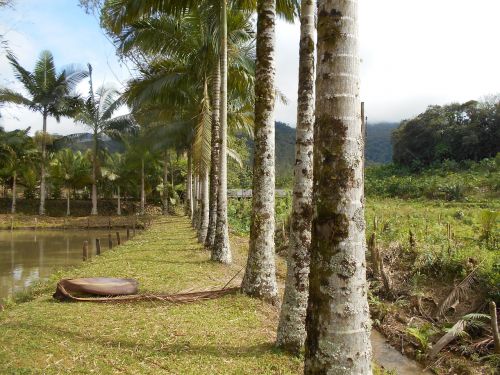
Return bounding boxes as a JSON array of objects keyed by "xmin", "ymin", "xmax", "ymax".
[
  {"xmin": 96, "ymin": 238, "xmax": 101, "ymax": 256},
  {"xmin": 116, "ymin": 231, "xmax": 121, "ymax": 245},
  {"xmin": 126, "ymin": 226, "xmax": 130, "ymax": 240},
  {"xmin": 83, "ymin": 240, "xmax": 89, "ymax": 261},
  {"xmin": 108, "ymin": 233, "xmax": 113, "ymax": 249}
]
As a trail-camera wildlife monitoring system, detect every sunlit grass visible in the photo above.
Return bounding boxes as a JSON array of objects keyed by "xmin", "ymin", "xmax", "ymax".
[{"xmin": 0, "ymin": 216, "xmax": 302, "ymax": 374}]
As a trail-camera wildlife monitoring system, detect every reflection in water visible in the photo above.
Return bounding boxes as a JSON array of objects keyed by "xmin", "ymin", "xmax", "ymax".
[{"xmin": 0, "ymin": 229, "xmax": 128, "ymax": 300}]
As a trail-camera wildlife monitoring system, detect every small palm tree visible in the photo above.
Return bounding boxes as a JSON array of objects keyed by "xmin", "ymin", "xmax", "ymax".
[
  {"xmin": 101, "ymin": 152, "xmax": 126, "ymax": 215},
  {"xmin": 74, "ymin": 64, "xmax": 134, "ymax": 215},
  {"xmin": 0, "ymin": 50, "xmax": 87, "ymax": 215},
  {"xmin": 50, "ymin": 149, "xmax": 92, "ymax": 216},
  {"xmin": 0, "ymin": 128, "xmax": 37, "ymax": 213}
]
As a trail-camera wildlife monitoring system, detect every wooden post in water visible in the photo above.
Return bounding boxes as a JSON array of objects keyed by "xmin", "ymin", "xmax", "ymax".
[
  {"xmin": 83, "ymin": 240, "xmax": 89, "ymax": 261},
  {"xmin": 126, "ymin": 226, "xmax": 130, "ymax": 240},
  {"xmin": 116, "ymin": 231, "xmax": 121, "ymax": 245},
  {"xmin": 108, "ymin": 233, "xmax": 113, "ymax": 249},
  {"xmin": 96, "ymin": 238, "xmax": 101, "ymax": 256}
]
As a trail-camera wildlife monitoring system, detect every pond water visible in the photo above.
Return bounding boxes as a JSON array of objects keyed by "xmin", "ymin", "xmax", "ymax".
[{"xmin": 0, "ymin": 229, "xmax": 130, "ymax": 300}]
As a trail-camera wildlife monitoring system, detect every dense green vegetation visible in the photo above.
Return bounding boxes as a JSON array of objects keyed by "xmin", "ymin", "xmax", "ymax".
[
  {"xmin": 393, "ymin": 99, "xmax": 500, "ymax": 169},
  {"xmin": 366, "ymin": 156, "xmax": 499, "ymax": 201}
]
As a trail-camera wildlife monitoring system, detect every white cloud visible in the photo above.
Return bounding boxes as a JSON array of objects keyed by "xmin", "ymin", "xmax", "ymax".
[{"xmin": 276, "ymin": 0, "xmax": 500, "ymax": 126}]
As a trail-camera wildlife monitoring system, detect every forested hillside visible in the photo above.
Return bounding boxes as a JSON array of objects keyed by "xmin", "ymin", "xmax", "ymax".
[
  {"xmin": 393, "ymin": 99, "xmax": 500, "ymax": 169},
  {"xmin": 239, "ymin": 121, "xmax": 396, "ymax": 186},
  {"xmin": 366, "ymin": 122, "xmax": 399, "ymax": 164}
]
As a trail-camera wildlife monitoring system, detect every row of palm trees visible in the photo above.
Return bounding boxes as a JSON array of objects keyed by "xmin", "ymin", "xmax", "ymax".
[
  {"xmin": 2, "ymin": 0, "xmax": 372, "ymax": 372},
  {"xmin": 98, "ymin": 0, "xmax": 372, "ymax": 373},
  {"xmin": 0, "ymin": 125, "xmax": 176, "ymax": 216}
]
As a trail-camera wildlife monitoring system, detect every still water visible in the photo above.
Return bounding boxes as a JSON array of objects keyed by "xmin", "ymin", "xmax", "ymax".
[{"xmin": 0, "ymin": 229, "xmax": 128, "ymax": 300}]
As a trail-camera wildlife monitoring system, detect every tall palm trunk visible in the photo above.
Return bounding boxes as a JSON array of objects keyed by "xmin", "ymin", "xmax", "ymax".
[
  {"xmin": 91, "ymin": 131, "xmax": 98, "ymax": 215},
  {"xmin": 66, "ymin": 187, "xmax": 71, "ymax": 216},
  {"xmin": 196, "ymin": 176, "xmax": 202, "ymax": 232},
  {"xmin": 199, "ymin": 168, "xmax": 210, "ymax": 243},
  {"xmin": 193, "ymin": 174, "xmax": 199, "ymax": 228},
  {"xmin": 163, "ymin": 151, "xmax": 169, "ymax": 216},
  {"xmin": 11, "ymin": 171, "xmax": 17, "ymax": 214},
  {"xmin": 241, "ymin": 0, "xmax": 278, "ymax": 304},
  {"xmin": 276, "ymin": 0, "xmax": 315, "ymax": 353},
  {"xmin": 39, "ymin": 111, "xmax": 47, "ymax": 215},
  {"xmin": 206, "ymin": 63, "xmax": 221, "ymax": 249},
  {"xmin": 304, "ymin": 1, "xmax": 372, "ymax": 373},
  {"xmin": 187, "ymin": 151, "xmax": 193, "ymax": 219},
  {"xmin": 117, "ymin": 186, "xmax": 121, "ymax": 216},
  {"xmin": 212, "ymin": 1, "xmax": 231, "ymax": 264},
  {"xmin": 140, "ymin": 157, "xmax": 145, "ymax": 215}
]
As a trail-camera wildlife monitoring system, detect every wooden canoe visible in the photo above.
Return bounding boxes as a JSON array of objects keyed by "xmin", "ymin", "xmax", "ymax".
[{"xmin": 53, "ymin": 278, "xmax": 139, "ymax": 301}]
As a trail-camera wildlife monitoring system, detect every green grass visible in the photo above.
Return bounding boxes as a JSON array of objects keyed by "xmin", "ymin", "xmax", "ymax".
[
  {"xmin": 365, "ymin": 158, "xmax": 499, "ymax": 201},
  {"xmin": 0, "ymin": 216, "xmax": 303, "ymax": 374}
]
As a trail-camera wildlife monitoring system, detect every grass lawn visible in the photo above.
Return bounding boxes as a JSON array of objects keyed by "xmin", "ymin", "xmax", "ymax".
[{"xmin": 0, "ymin": 216, "xmax": 303, "ymax": 374}]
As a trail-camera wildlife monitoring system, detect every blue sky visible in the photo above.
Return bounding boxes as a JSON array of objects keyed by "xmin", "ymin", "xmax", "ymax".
[{"xmin": 1, "ymin": 0, "xmax": 500, "ymax": 135}]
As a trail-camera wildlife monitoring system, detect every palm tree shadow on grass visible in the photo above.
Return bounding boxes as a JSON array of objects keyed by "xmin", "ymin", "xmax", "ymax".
[{"xmin": 4, "ymin": 321, "xmax": 285, "ymax": 361}]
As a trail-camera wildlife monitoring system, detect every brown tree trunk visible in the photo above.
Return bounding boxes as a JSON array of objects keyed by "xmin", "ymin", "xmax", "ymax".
[
  {"xmin": 39, "ymin": 112, "xmax": 47, "ymax": 215},
  {"xmin": 187, "ymin": 151, "xmax": 193, "ymax": 219},
  {"xmin": 212, "ymin": 1, "xmax": 231, "ymax": 264},
  {"xmin": 11, "ymin": 171, "xmax": 17, "ymax": 214},
  {"xmin": 163, "ymin": 151, "xmax": 169, "ymax": 216},
  {"xmin": 276, "ymin": 0, "xmax": 315, "ymax": 354},
  {"xmin": 304, "ymin": 1, "xmax": 372, "ymax": 373},
  {"xmin": 140, "ymin": 157, "xmax": 145, "ymax": 215},
  {"xmin": 116, "ymin": 186, "xmax": 121, "ymax": 216},
  {"xmin": 206, "ymin": 62, "xmax": 221, "ymax": 249},
  {"xmin": 241, "ymin": 0, "xmax": 278, "ymax": 304},
  {"xmin": 199, "ymin": 168, "xmax": 210, "ymax": 243},
  {"xmin": 91, "ymin": 131, "xmax": 98, "ymax": 216},
  {"xmin": 66, "ymin": 187, "xmax": 71, "ymax": 216}
]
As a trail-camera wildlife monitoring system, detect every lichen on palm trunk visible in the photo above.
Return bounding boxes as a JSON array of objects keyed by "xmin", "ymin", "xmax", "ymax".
[
  {"xmin": 304, "ymin": 1, "xmax": 372, "ymax": 373},
  {"xmin": 241, "ymin": 0, "xmax": 279, "ymax": 305},
  {"xmin": 276, "ymin": 0, "xmax": 315, "ymax": 354}
]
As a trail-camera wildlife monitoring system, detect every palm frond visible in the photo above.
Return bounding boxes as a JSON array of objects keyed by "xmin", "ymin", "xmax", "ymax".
[
  {"xmin": 0, "ymin": 88, "xmax": 34, "ymax": 108},
  {"xmin": 435, "ymin": 267, "xmax": 480, "ymax": 318}
]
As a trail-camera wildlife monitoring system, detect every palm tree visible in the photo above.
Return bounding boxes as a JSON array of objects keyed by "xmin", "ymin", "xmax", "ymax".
[
  {"xmin": 276, "ymin": 0, "xmax": 315, "ymax": 354},
  {"xmin": 74, "ymin": 64, "xmax": 132, "ymax": 215},
  {"xmin": 111, "ymin": 4, "xmax": 254, "ymax": 246},
  {"xmin": 101, "ymin": 0, "xmax": 292, "ymax": 262},
  {"xmin": 102, "ymin": 152, "xmax": 126, "ymax": 215},
  {"xmin": 241, "ymin": 0, "xmax": 279, "ymax": 304},
  {"xmin": 0, "ymin": 50, "xmax": 87, "ymax": 215},
  {"xmin": 50, "ymin": 149, "xmax": 92, "ymax": 216},
  {"xmin": 0, "ymin": 128, "xmax": 37, "ymax": 213},
  {"xmin": 304, "ymin": 1, "xmax": 372, "ymax": 373}
]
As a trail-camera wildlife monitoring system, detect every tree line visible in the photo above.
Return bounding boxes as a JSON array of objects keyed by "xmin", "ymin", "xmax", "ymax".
[
  {"xmin": 393, "ymin": 98, "xmax": 500, "ymax": 169},
  {"xmin": 2, "ymin": 0, "xmax": 373, "ymax": 373}
]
